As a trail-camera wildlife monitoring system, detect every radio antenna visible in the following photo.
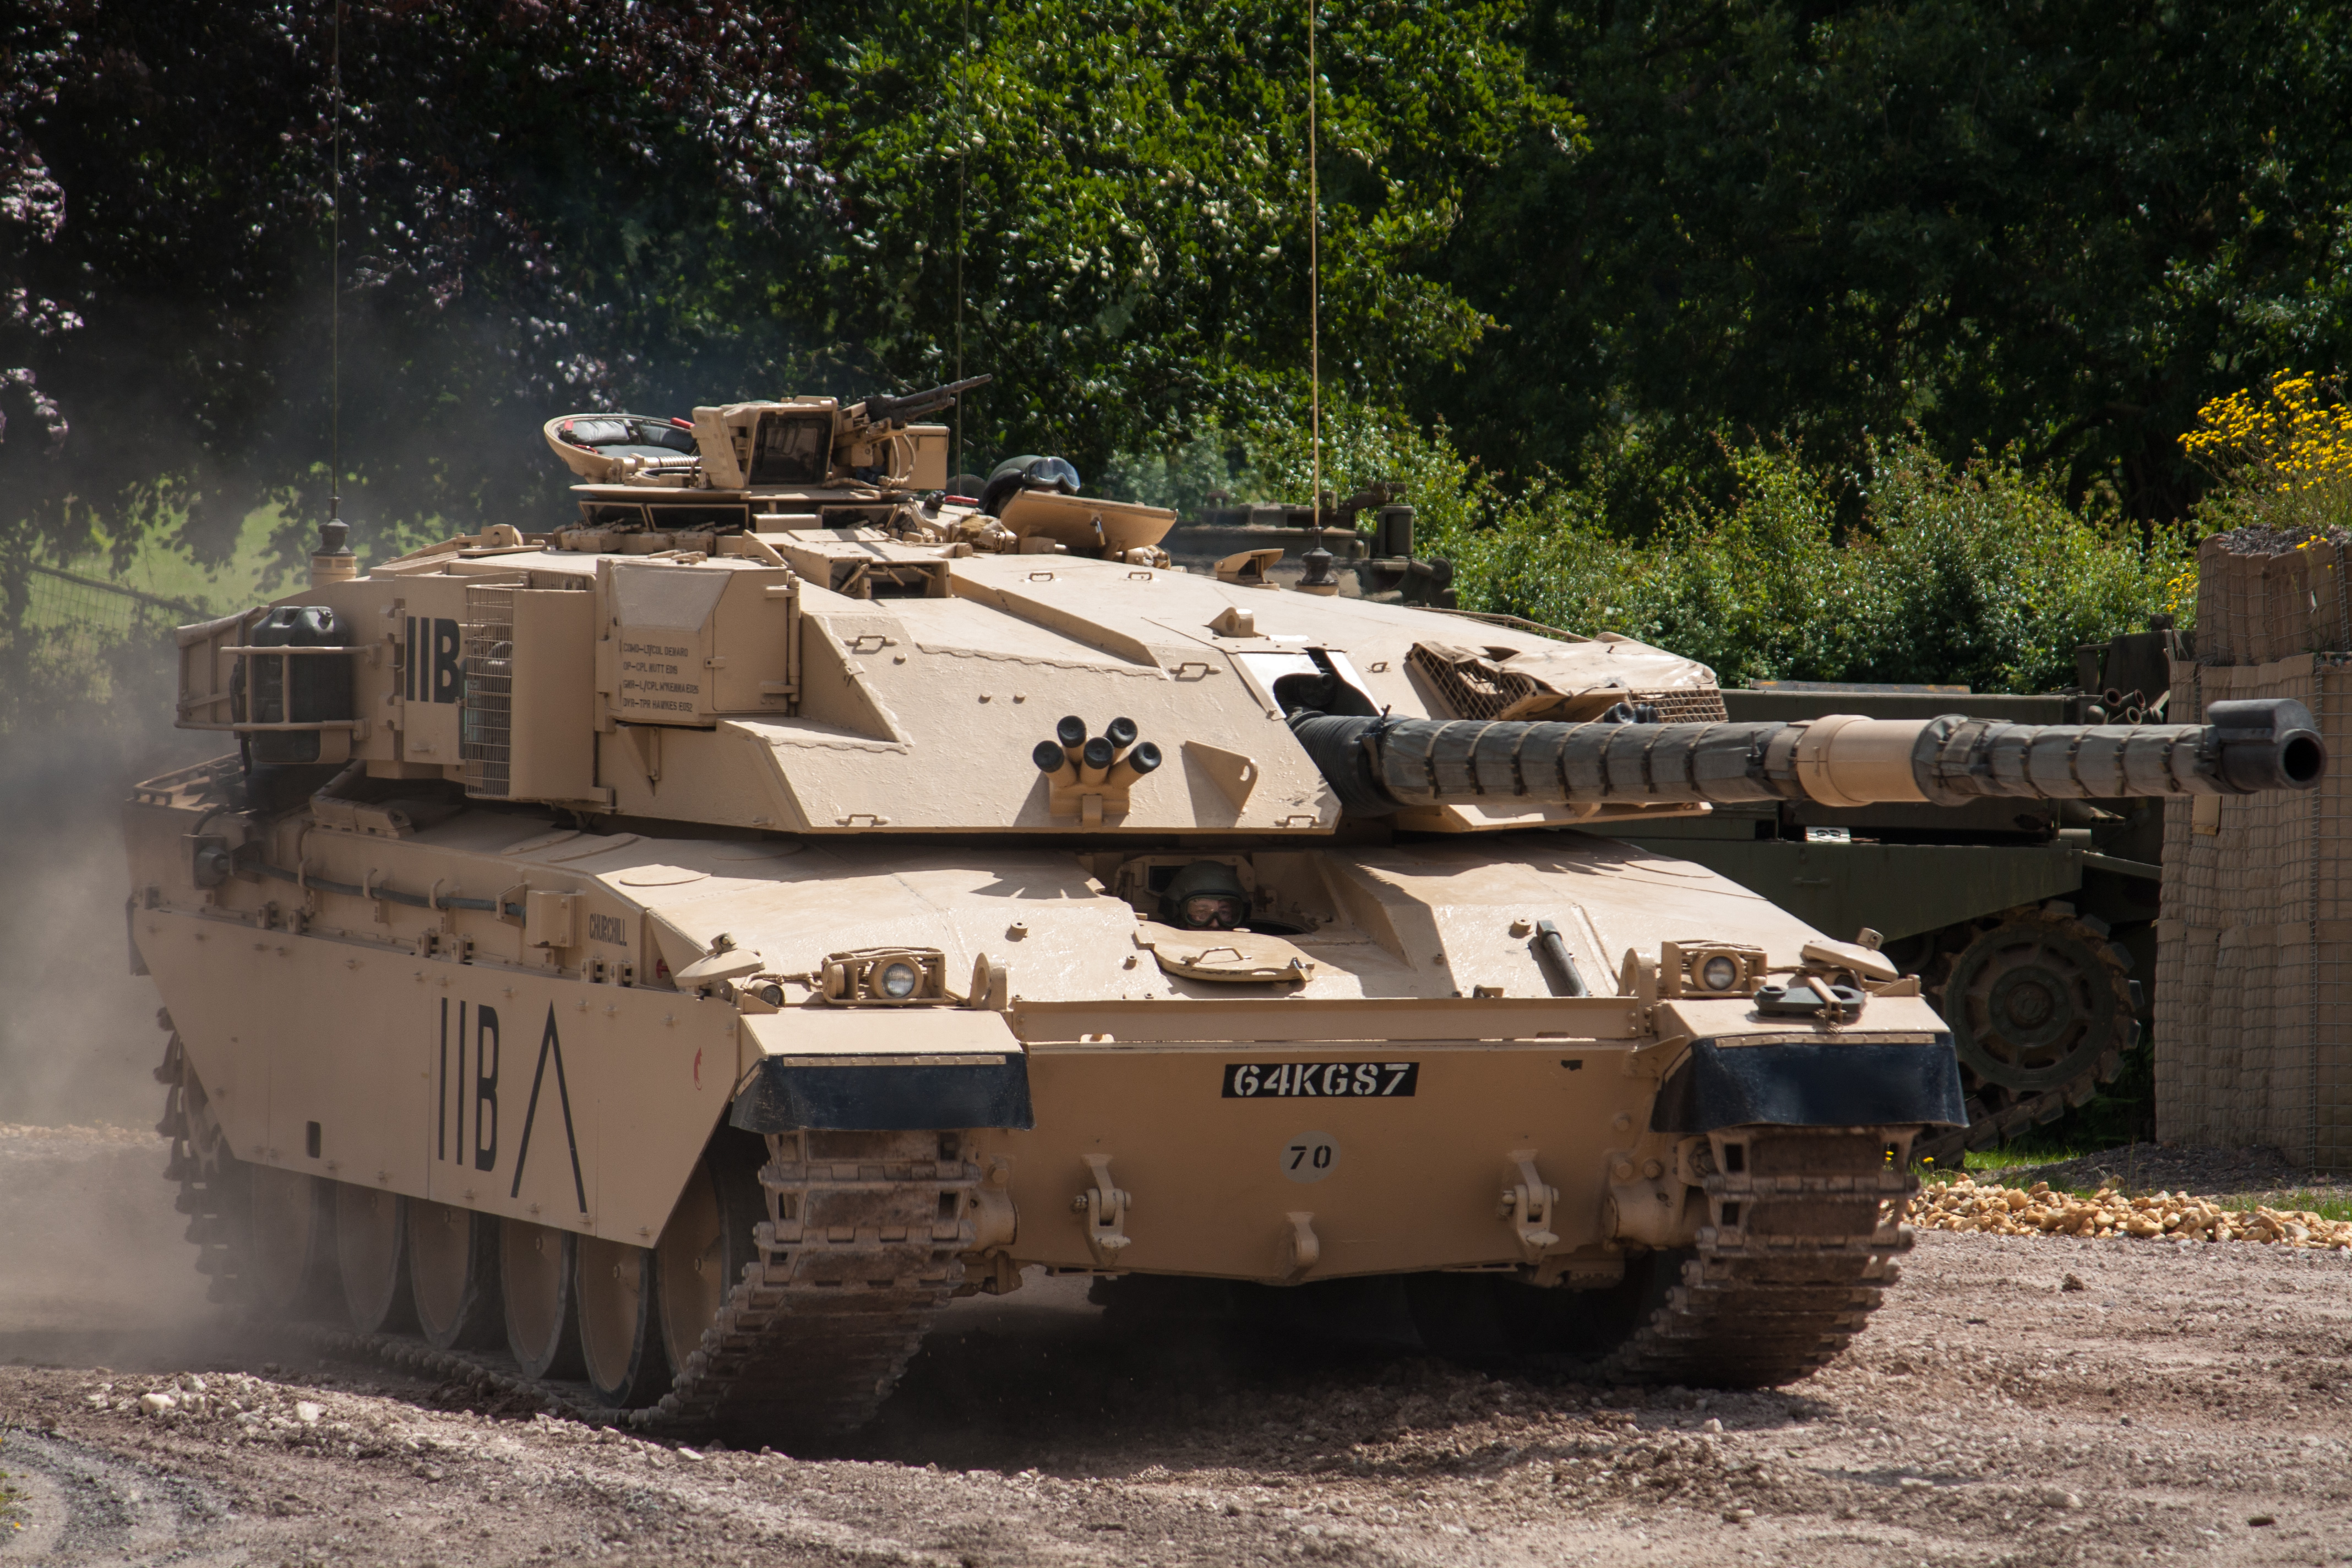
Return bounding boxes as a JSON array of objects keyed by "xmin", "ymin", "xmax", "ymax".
[
  {"xmin": 311, "ymin": 0, "xmax": 355, "ymax": 587},
  {"xmin": 955, "ymin": 0, "xmax": 970, "ymax": 486},
  {"xmin": 330, "ymin": 0, "xmax": 342, "ymax": 527},
  {"xmin": 1306, "ymin": 0, "xmax": 1321, "ymax": 529}
]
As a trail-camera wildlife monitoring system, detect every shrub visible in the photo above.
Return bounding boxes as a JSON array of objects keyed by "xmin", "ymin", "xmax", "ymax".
[{"xmin": 1146, "ymin": 400, "xmax": 2196, "ymax": 693}]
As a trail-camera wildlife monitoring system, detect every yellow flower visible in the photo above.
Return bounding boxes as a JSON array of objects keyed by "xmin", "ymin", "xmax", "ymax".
[{"xmin": 2183, "ymin": 371, "xmax": 2352, "ymax": 498}]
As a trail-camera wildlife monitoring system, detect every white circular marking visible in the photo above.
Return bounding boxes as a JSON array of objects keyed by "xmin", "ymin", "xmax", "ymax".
[
  {"xmin": 613, "ymin": 864, "xmax": 709, "ymax": 886},
  {"xmin": 1281, "ymin": 1131, "xmax": 1341, "ymax": 1185}
]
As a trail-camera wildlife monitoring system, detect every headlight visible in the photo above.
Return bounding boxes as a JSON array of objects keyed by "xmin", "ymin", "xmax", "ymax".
[
  {"xmin": 1701, "ymin": 954, "xmax": 1740, "ymax": 992},
  {"xmin": 819, "ymin": 946, "xmax": 946, "ymax": 1004}
]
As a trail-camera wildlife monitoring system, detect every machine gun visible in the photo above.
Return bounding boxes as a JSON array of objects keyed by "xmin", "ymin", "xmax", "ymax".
[{"xmin": 836, "ymin": 375, "xmax": 993, "ymax": 449}]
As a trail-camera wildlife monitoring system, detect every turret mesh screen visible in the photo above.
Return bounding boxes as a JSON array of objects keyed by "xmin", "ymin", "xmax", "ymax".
[
  {"xmin": 459, "ymin": 586, "xmax": 515, "ymax": 798},
  {"xmin": 1406, "ymin": 642, "xmax": 1729, "ymax": 725}
]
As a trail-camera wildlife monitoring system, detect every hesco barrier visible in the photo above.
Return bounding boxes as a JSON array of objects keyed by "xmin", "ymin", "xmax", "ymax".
[{"xmin": 2160, "ymin": 530, "xmax": 2352, "ymax": 1170}]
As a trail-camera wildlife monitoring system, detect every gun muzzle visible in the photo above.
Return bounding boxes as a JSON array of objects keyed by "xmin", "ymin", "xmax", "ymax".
[{"xmin": 1287, "ymin": 699, "xmax": 2327, "ymax": 815}]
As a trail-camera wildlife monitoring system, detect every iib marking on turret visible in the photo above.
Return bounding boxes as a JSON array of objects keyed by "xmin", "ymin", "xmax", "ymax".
[
  {"xmin": 404, "ymin": 617, "xmax": 463, "ymax": 704},
  {"xmin": 1223, "ymin": 1061, "xmax": 1418, "ymax": 1098}
]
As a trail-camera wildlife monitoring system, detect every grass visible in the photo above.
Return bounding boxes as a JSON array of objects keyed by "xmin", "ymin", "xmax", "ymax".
[
  {"xmin": 2224, "ymin": 1191, "xmax": 2352, "ymax": 1223},
  {"xmin": 37, "ymin": 505, "xmax": 302, "ymax": 617},
  {"xmin": 1914, "ymin": 1154, "xmax": 2352, "ymax": 1214},
  {"xmin": 1914, "ymin": 1146, "xmax": 2094, "ymax": 1188}
]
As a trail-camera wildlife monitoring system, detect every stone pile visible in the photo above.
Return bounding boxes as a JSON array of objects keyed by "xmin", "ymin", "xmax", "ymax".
[{"xmin": 1909, "ymin": 1174, "xmax": 2352, "ymax": 1249}]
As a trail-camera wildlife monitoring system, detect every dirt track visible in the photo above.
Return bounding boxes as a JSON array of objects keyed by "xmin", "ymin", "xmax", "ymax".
[{"xmin": 4, "ymin": 1129, "xmax": 2351, "ymax": 1566}]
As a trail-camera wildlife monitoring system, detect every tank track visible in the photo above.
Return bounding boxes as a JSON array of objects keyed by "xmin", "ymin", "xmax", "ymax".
[
  {"xmin": 646, "ymin": 1130, "xmax": 977, "ymax": 1438},
  {"xmin": 156, "ymin": 1030, "xmax": 253, "ymax": 1305},
  {"xmin": 1602, "ymin": 1128, "xmax": 1914, "ymax": 1386},
  {"xmin": 1910, "ymin": 900, "xmax": 2141, "ymax": 1167},
  {"xmin": 159, "ymin": 1033, "xmax": 974, "ymax": 1439}
]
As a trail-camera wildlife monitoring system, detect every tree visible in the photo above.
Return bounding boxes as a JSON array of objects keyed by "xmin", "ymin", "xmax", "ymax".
[
  {"xmin": 1430, "ymin": 0, "xmax": 2352, "ymax": 523},
  {"xmin": 0, "ymin": 0, "xmax": 809, "ymax": 570},
  {"xmin": 786, "ymin": 0, "xmax": 1576, "ymax": 482}
]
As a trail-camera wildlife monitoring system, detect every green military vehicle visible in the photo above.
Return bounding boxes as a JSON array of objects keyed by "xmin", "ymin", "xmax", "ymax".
[{"xmin": 1581, "ymin": 628, "xmax": 2181, "ymax": 1163}]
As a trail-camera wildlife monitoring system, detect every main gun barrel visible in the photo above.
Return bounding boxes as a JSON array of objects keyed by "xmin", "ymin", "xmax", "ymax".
[{"xmin": 1289, "ymin": 699, "xmax": 2326, "ymax": 815}]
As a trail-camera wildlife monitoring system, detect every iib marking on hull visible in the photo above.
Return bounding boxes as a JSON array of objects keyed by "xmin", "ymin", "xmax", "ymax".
[
  {"xmin": 1223, "ymin": 1061, "xmax": 1418, "ymax": 1098},
  {"xmin": 437, "ymin": 998, "xmax": 586, "ymax": 1213}
]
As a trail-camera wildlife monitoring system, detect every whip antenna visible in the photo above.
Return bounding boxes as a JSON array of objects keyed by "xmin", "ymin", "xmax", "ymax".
[
  {"xmin": 311, "ymin": 0, "xmax": 355, "ymax": 586},
  {"xmin": 1307, "ymin": 0, "xmax": 1321, "ymax": 530},
  {"xmin": 955, "ymin": 0, "xmax": 969, "ymax": 484}
]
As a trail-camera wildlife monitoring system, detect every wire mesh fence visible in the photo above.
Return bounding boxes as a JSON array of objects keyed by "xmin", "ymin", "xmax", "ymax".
[
  {"xmin": 0, "ymin": 562, "xmax": 200, "ymax": 737},
  {"xmin": 2159, "ymin": 537, "xmax": 2352, "ymax": 1171}
]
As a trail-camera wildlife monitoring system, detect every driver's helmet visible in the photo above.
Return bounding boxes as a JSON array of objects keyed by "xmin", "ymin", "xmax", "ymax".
[{"xmin": 1159, "ymin": 860, "xmax": 1250, "ymax": 930}]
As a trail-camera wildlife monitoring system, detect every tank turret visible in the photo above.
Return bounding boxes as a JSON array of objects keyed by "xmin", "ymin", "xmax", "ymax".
[{"xmin": 119, "ymin": 387, "xmax": 2324, "ymax": 1445}]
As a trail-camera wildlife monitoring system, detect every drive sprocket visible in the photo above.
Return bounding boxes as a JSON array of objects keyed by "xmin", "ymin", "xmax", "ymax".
[{"xmin": 1911, "ymin": 900, "xmax": 2140, "ymax": 1164}]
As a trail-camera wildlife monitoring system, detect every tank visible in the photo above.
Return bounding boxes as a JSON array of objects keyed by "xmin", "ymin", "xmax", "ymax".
[
  {"xmin": 1586, "ymin": 629, "xmax": 2188, "ymax": 1160},
  {"xmin": 123, "ymin": 385, "xmax": 2324, "ymax": 1440},
  {"xmin": 1161, "ymin": 482, "xmax": 1458, "ymax": 606}
]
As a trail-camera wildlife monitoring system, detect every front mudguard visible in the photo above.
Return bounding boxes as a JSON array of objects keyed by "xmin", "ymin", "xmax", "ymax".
[{"xmin": 1651, "ymin": 1037, "xmax": 1966, "ymax": 1135}]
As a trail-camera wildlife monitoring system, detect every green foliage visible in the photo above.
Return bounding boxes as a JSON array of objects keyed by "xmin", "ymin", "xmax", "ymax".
[
  {"xmin": 1, "ymin": 1, "xmax": 811, "ymax": 568},
  {"xmin": 12, "ymin": 0, "xmax": 2352, "ymax": 598},
  {"xmin": 1453, "ymin": 439, "xmax": 2194, "ymax": 692},
  {"xmin": 1431, "ymin": 0, "xmax": 2352, "ymax": 526},
  {"xmin": 796, "ymin": 0, "xmax": 1572, "ymax": 481},
  {"xmin": 1217, "ymin": 399, "xmax": 2190, "ymax": 692}
]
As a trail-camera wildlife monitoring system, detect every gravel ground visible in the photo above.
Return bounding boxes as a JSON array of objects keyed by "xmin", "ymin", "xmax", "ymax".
[{"xmin": 6, "ymin": 1129, "xmax": 2351, "ymax": 1566}]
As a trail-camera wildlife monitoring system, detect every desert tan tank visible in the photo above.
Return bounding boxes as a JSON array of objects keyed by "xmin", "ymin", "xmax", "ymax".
[{"xmin": 123, "ymin": 382, "xmax": 2326, "ymax": 1439}]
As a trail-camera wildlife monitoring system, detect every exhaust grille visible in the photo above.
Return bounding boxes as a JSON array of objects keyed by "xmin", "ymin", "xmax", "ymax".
[{"xmin": 459, "ymin": 585, "xmax": 515, "ymax": 797}]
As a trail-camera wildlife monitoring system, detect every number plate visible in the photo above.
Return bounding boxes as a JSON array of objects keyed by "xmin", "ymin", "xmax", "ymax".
[{"xmin": 1222, "ymin": 1061, "xmax": 1418, "ymax": 1099}]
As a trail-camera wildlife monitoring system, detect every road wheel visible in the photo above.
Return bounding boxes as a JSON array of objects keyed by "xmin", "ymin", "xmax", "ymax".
[
  {"xmin": 408, "ymin": 1199, "xmax": 505, "ymax": 1351},
  {"xmin": 336, "ymin": 1185, "xmax": 416, "ymax": 1333},
  {"xmin": 249, "ymin": 1167, "xmax": 340, "ymax": 1321},
  {"xmin": 654, "ymin": 1142, "xmax": 765, "ymax": 1381},
  {"xmin": 578, "ymin": 1237, "xmax": 669, "ymax": 1408},
  {"xmin": 501, "ymin": 1219, "xmax": 585, "ymax": 1380},
  {"xmin": 1916, "ymin": 900, "xmax": 2138, "ymax": 1161}
]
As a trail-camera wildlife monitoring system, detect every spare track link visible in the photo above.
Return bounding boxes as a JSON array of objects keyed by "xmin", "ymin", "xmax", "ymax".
[
  {"xmin": 1604, "ymin": 1127, "xmax": 1915, "ymax": 1387},
  {"xmin": 157, "ymin": 1033, "xmax": 976, "ymax": 1439}
]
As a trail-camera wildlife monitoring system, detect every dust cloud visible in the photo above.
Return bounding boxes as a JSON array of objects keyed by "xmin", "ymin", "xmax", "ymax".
[
  {"xmin": 0, "ymin": 692, "xmax": 205, "ymax": 1128},
  {"xmin": 0, "ymin": 673, "xmax": 222, "ymax": 1355}
]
